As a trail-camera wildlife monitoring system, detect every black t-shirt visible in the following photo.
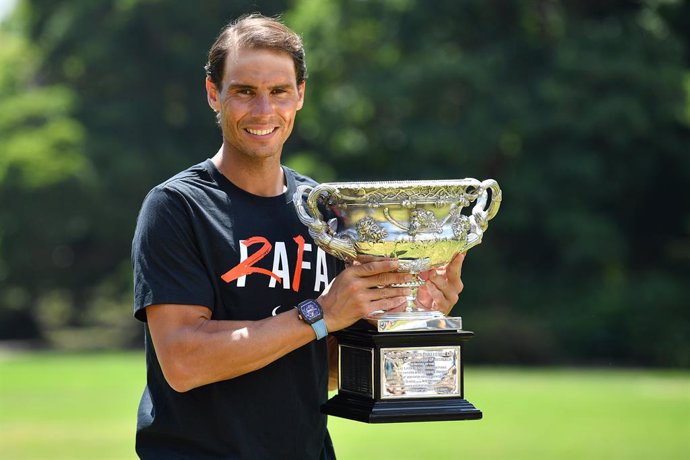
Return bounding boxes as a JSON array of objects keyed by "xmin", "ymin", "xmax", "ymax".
[{"xmin": 132, "ymin": 160, "xmax": 339, "ymax": 459}]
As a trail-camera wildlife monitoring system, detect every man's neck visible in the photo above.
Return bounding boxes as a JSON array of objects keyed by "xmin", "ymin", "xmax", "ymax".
[{"xmin": 211, "ymin": 146, "xmax": 286, "ymax": 197}]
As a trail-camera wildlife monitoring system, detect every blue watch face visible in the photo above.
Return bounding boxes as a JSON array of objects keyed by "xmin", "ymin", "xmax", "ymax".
[{"xmin": 300, "ymin": 301, "xmax": 322, "ymax": 322}]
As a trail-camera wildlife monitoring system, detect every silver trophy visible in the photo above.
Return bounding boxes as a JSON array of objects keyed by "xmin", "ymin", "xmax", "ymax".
[
  {"xmin": 294, "ymin": 179, "xmax": 501, "ymax": 332},
  {"xmin": 294, "ymin": 178, "xmax": 501, "ymax": 423}
]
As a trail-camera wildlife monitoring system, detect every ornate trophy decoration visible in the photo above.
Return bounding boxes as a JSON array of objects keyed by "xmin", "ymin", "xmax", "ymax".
[
  {"xmin": 294, "ymin": 178, "xmax": 501, "ymax": 423},
  {"xmin": 294, "ymin": 179, "xmax": 501, "ymax": 330}
]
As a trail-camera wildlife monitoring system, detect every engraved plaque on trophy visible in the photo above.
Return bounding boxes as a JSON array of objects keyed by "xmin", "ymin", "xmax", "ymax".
[{"xmin": 294, "ymin": 179, "xmax": 501, "ymax": 423}]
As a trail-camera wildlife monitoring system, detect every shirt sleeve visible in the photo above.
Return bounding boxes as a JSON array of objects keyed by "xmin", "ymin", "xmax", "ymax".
[{"xmin": 131, "ymin": 186, "xmax": 214, "ymax": 322}]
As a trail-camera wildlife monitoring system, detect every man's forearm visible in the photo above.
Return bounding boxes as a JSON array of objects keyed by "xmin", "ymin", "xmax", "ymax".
[{"xmin": 147, "ymin": 304, "xmax": 318, "ymax": 392}]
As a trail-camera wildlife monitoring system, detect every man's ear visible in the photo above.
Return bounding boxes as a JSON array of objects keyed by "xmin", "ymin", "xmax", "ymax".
[{"xmin": 206, "ymin": 78, "xmax": 220, "ymax": 112}]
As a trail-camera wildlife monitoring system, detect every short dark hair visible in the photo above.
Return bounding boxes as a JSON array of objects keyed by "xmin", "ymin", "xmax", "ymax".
[{"xmin": 205, "ymin": 14, "xmax": 308, "ymax": 91}]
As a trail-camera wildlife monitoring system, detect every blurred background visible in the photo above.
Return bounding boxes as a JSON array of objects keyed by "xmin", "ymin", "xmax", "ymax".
[
  {"xmin": 1, "ymin": 0, "xmax": 688, "ymax": 367},
  {"xmin": 1, "ymin": 1, "xmax": 689, "ymax": 459}
]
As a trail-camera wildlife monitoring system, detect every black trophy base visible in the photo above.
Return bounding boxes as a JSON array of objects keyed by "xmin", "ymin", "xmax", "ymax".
[
  {"xmin": 322, "ymin": 323, "xmax": 483, "ymax": 424},
  {"xmin": 323, "ymin": 393, "xmax": 482, "ymax": 424}
]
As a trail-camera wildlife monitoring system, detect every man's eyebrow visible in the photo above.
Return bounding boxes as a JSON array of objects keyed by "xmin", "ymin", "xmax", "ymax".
[
  {"xmin": 227, "ymin": 83, "xmax": 294, "ymax": 91},
  {"xmin": 228, "ymin": 83, "xmax": 256, "ymax": 90}
]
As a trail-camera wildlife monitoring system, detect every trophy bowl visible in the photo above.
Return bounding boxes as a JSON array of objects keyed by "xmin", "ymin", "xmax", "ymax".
[{"xmin": 294, "ymin": 179, "xmax": 501, "ymax": 329}]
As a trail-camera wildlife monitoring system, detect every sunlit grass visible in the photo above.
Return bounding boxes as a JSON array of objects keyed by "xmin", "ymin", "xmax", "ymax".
[
  {"xmin": 330, "ymin": 367, "xmax": 690, "ymax": 459},
  {"xmin": 0, "ymin": 351, "xmax": 143, "ymax": 460},
  {"xmin": 1, "ymin": 352, "xmax": 688, "ymax": 459}
]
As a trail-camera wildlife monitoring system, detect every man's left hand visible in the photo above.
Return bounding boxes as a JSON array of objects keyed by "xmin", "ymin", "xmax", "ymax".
[{"xmin": 415, "ymin": 252, "xmax": 466, "ymax": 315}]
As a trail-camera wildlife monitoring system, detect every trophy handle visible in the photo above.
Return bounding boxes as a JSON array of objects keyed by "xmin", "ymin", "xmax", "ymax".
[
  {"xmin": 463, "ymin": 179, "xmax": 502, "ymax": 251},
  {"xmin": 293, "ymin": 184, "xmax": 358, "ymax": 261},
  {"xmin": 472, "ymin": 179, "xmax": 502, "ymax": 231}
]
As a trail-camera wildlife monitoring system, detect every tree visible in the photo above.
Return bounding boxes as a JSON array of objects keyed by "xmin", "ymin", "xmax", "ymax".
[
  {"xmin": 2, "ymin": 0, "xmax": 289, "ymax": 346},
  {"xmin": 287, "ymin": 0, "xmax": 690, "ymax": 365},
  {"xmin": 0, "ymin": 11, "xmax": 87, "ymax": 339},
  {"xmin": 3, "ymin": 0, "xmax": 689, "ymax": 364}
]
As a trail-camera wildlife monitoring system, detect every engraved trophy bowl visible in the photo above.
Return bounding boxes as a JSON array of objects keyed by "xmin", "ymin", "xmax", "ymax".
[{"xmin": 294, "ymin": 179, "xmax": 501, "ymax": 331}]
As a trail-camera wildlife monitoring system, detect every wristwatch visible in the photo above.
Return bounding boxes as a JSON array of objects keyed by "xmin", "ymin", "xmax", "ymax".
[{"xmin": 296, "ymin": 299, "xmax": 328, "ymax": 340}]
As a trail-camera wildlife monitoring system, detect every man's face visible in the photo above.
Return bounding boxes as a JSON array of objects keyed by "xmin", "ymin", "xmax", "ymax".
[{"xmin": 208, "ymin": 47, "xmax": 305, "ymax": 161}]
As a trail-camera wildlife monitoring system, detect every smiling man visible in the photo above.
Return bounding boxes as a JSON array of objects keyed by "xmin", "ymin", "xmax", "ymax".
[{"xmin": 131, "ymin": 14, "xmax": 466, "ymax": 460}]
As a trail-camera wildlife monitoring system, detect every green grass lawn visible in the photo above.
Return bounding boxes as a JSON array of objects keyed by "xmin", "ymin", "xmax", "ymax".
[{"xmin": 1, "ymin": 351, "xmax": 688, "ymax": 459}]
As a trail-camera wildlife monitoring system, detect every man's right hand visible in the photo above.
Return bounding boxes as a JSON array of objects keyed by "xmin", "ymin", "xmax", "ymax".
[{"xmin": 317, "ymin": 259, "xmax": 412, "ymax": 332}]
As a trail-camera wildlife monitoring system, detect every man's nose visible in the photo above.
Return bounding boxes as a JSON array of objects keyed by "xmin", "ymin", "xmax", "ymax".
[{"xmin": 251, "ymin": 93, "xmax": 273, "ymax": 115}]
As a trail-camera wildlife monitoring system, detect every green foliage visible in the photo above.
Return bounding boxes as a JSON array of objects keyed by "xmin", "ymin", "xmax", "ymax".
[
  {"xmin": 0, "ymin": 30, "xmax": 86, "ymax": 187},
  {"xmin": 0, "ymin": 0, "xmax": 688, "ymax": 365},
  {"xmin": 1, "ymin": 0, "xmax": 289, "ymax": 344},
  {"xmin": 289, "ymin": 0, "xmax": 690, "ymax": 366},
  {"xmin": 0, "ymin": 16, "xmax": 88, "ymax": 339}
]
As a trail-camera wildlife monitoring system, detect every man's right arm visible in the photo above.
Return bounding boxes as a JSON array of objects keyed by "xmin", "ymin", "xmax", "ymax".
[
  {"xmin": 146, "ymin": 259, "xmax": 412, "ymax": 392},
  {"xmin": 146, "ymin": 303, "xmax": 317, "ymax": 392}
]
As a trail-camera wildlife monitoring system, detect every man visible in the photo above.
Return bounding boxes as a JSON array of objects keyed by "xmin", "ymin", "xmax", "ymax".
[{"xmin": 132, "ymin": 14, "xmax": 466, "ymax": 459}]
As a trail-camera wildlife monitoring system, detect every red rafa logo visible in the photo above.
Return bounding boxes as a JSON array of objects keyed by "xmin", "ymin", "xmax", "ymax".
[{"xmin": 221, "ymin": 235, "xmax": 330, "ymax": 292}]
